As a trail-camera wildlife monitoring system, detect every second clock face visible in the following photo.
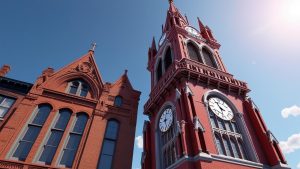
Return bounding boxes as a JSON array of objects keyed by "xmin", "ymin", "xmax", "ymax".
[
  {"xmin": 159, "ymin": 108, "xmax": 173, "ymax": 132},
  {"xmin": 208, "ymin": 97, "xmax": 234, "ymax": 121}
]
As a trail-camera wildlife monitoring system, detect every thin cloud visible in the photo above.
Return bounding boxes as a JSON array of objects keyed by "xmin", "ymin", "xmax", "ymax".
[
  {"xmin": 135, "ymin": 135, "xmax": 143, "ymax": 149},
  {"xmin": 297, "ymin": 162, "xmax": 300, "ymax": 169},
  {"xmin": 279, "ymin": 133, "xmax": 300, "ymax": 154},
  {"xmin": 281, "ymin": 105, "xmax": 300, "ymax": 118}
]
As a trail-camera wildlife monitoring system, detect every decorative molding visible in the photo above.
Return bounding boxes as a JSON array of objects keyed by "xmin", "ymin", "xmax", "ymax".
[{"xmin": 193, "ymin": 116, "xmax": 205, "ymax": 132}]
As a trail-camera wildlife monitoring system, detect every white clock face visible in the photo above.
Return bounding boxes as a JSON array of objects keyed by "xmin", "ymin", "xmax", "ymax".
[
  {"xmin": 208, "ymin": 97, "xmax": 234, "ymax": 121},
  {"xmin": 185, "ymin": 26, "xmax": 200, "ymax": 37},
  {"xmin": 159, "ymin": 108, "xmax": 173, "ymax": 132},
  {"xmin": 159, "ymin": 33, "xmax": 166, "ymax": 46}
]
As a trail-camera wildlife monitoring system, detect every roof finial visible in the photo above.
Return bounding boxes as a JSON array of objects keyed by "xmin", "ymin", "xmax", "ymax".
[
  {"xmin": 89, "ymin": 42, "xmax": 97, "ymax": 52},
  {"xmin": 169, "ymin": 0, "xmax": 173, "ymax": 4},
  {"xmin": 124, "ymin": 69, "xmax": 128, "ymax": 75}
]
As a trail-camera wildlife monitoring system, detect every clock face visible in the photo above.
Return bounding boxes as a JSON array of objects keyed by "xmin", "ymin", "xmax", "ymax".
[
  {"xmin": 159, "ymin": 33, "xmax": 166, "ymax": 46},
  {"xmin": 159, "ymin": 108, "xmax": 173, "ymax": 132},
  {"xmin": 208, "ymin": 97, "xmax": 234, "ymax": 121},
  {"xmin": 185, "ymin": 26, "xmax": 200, "ymax": 37}
]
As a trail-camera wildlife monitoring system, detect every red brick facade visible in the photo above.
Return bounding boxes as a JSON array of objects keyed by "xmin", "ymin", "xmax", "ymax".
[
  {"xmin": 142, "ymin": 1, "xmax": 290, "ymax": 169},
  {"xmin": 0, "ymin": 50, "xmax": 140, "ymax": 169}
]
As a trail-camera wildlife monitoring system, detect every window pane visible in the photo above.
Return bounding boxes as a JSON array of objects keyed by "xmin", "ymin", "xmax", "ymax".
[
  {"xmin": 22, "ymin": 126, "xmax": 41, "ymax": 142},
  {"xmin": 225, "ymin": 121, "xmax": 231, "ymax": 131},
  {"xmin": 102, "ymin": 140, "xmax": 115, "ymax": 156},
  {"xmin": 232, "ymin": 122, "xmax": 239, "ymax": 133},
  {"xmin": 72, "ymin": 114, "xmax": 88, "ymax": 134},
  {"xmin": 238, "ymin": 140, "xmax": 247, "ymax": 160},
  {"xmin": 187, "ymin": 43, "xmax": 201, "ymax": 62},
  {"xmin": 203, "ymin": 48, "xmax": 216, "ymax": 68},
  {"xmin": 1, "ymin": 98, "xmax": 15, "ymax": 107},
  {"xmin": 230, "ymin": 138, "xmax": 240, "ymax": 158},
  {"xmin": 46, "ymin": 130, "xmax": 63, "ymax": 146},
  {"xmin": 210, "ymin": 116, "xmax": 217, "ymax": 128},
  {"xmin": 217, "ymin": 118, "xmax": 225, "ymax": 130},
  {"xmin": 164, "ymin": 48, "xmax": 172, "ymax": 71},
  {"xmin": 223, "ymin": 137, "xmax": 233, "ymax": 157},
  {"xmin": 80, "ymin": 89, "xmax": 88, "ymax": 97},
  {"xmin": 98, "ymin": 154, "xmax": 113, "ymax": 169},
  {"xmin": 60, "ymin": 149, "xmax": 76, "ymax": 168},
  {"xmin": 66, "ymin": 134, "xmax": 81, "ymax": 150},
  {"xmin": 69, "ymin": 86, "xmax": 78, "ymax": 94},
  {"xmin": 215, "ymin": 134, "xmax": 225, "ymax": 155},
  {"xmin": 54, "ymin": 110, "xmax": 71, "ymax": 130},
  {"xmin": 0, "ymin": 107, "xmax": 8, "ymax": 118},
  {"xmin": 105, "ymin": 121, "xmax": 119, "ymax": 140},
  {"xmin": 32, "ymin": 105, "xmax": 51, "ymax": 125},
  {"xmin": 13, "ymin": 141, "xmax": 33, "ymax": 161},
  {"xmin": 39, "ymin": 146, "xmax": 57, "ymax": 164},
  {"xmin": 114, "ymin": 96, "xmax": 122, "ymax": 107},
  {"xmin": 156, "ymin": 60, "xmax": 162, "ymax": 81}
]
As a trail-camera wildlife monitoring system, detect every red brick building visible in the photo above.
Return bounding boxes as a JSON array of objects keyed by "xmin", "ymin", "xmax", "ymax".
[
  {"xmin": 142, "ymin": 1, "xmax": 290, "ymax": 169},
  {"xmin": 0, "ymin": 48, "xmax": 140, "ymax": 169}
]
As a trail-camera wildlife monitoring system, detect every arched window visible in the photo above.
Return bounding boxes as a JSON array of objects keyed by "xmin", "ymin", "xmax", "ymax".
[
  {"xmin": 38, "ymin": 109, "xmax": 72, "ymax": 164},
  {"xmin": 158, "ymin": 107, "xmax": 177, "ymax": 169},
  {"xmin": 164, "ymin": 47, "xmax": 173, "ymax": 71},
  {"xmin": 59, "ymin": 113, "xmax": 88, "ymax": 168},
  {"xmin": 12, "ymin": 104, "xmax": 52, "ymax": 161},
  {"xmin": 156, "ymin": 59, "xmax": 162, "ymax": 82},
  {"xmin": 207, "ymin": 94, "xmax": 248, "ymax": 160},
  {"xmin": 114, "ymin": 96, "xmax": 123, "ymax": 107},
  {"xmin": 202, "ymin": 48, "xmax": 217, "ymax": 68},
  {"xmin": 187, "ymin": 42, "xmax": 202, "ymax": 63},
  {"xmin": 97, "ymin": 120, "xmax": 120, "ymax": 169},
  {"xmin": 67, "ymin": 80, "xmax": 89, "ymax": 97}
]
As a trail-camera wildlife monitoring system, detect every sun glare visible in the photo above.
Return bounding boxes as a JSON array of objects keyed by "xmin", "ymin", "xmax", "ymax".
[{"xmin": 284, "ymin": 0, "xmax": 300, "ymax": 23}]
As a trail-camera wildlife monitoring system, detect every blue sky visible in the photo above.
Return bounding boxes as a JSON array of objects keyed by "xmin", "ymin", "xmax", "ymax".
[{"xmin": 1, "ymin": 0, "xmax": 300, "ymax": 169}]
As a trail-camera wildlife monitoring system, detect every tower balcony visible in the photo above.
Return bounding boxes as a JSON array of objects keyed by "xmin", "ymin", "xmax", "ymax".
[{"xmin": 144, "ymin": 58, "xmax": 250, "ymax": 115}]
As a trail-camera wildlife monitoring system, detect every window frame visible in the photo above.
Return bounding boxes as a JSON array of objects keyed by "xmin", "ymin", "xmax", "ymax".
[
  {"xmin": 0, "ymin": 95, "xmax": 16, "ymax": 119},
  {"xmin": 97, "ymin": 119, "xmax": 120, "ymax": 169},
  {"xmin": 36, "ymin": 108, "xmax": 72, "ymax": 165},
  {"xmin": 66, "ymin": 80, "xmax": 89, "ymax": 97},
  {"xmin": 203, "ymin": 90, "xmax": 258, "ymax": 162},
  {"xmin": 57, "ymin": 113, "xmax": 88, "ymax": 168},
  {"xmin": 9, "ymin": 104, "xmax": 52, "ymax": 161}
]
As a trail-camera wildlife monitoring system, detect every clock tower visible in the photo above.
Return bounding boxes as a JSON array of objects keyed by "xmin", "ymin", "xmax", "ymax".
[{"xmin": 141, "ymin": 1, "xmax": 290, "ymax": 169}]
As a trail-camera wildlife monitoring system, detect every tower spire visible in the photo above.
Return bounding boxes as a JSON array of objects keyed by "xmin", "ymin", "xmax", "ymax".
[{"xmin": 89, "ymin": 42, "xmax": 97, "ymax": 52}]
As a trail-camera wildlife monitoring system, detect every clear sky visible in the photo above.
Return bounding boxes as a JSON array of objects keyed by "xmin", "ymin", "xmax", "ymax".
[{"xmin": 1, "ymin": 0, "xmax": 300, "ymax": 169}]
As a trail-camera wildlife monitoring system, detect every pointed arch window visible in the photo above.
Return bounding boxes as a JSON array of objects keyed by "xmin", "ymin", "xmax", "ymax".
[
  {"xmin": 67, "ymin": 80, "xmax": 89, "ymax": 97},
  {"xmin": 207, "ymin": 95, "xmax": 249, "ymax": 160},
  {"xmin": 164, "ymin": 47, "xmax": 173, "ymax": 72},
  {"xmin": 156, "ymin": 59, "xmax": 163, "ymax": 82},
  {"xmin": 187, "ymin": 42, "xmax": 202, "ymax": 63},
  {"xmin": 12, "ymin": 104, "xmax": 52, "ymax": 161},
  {"xmin": 158, "ymin": 107, "xmax": 177, "ymax": 169},
  {"xmin": 97, "ymin": 120, "xmax": 120, "ymax": 169},
  {"xmin": 59, "ymin": 113, "xmax": 88, "ymax": 168},
  {"xmin": 38, "ymin": 109, "xmax": 72, "ymax": 164},
  {"xmin": 202, "ymin": 48, "xmax": 217, "ymax": 68}
]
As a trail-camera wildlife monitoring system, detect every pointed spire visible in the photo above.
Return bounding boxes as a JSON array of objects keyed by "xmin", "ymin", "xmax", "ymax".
[
  {"xmin": 197, "ymin": 17, "xmax": 206, "ymax": 33},
  {"xmin": 89, "ymin": 42, "xmax": 97, "ymax": 52},
  {"xmin": 151, "ymin": 37, "xmax": 157, "ymax": 51},
  {"xmin": 168, "ymin": 0, "xmax": 177, "ymax": 13}
]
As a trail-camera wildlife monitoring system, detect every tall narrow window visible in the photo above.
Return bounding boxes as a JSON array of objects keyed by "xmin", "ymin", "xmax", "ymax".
[
  {"xmin": 114, "ymin": 96, "xmax": 123, "ymax": 107},
  {"xmin": 164, "ymin": 47, "xmax": 173, "ymax": 71},
  {"xmin": 59, "ymin": 113, "xmax": 88, "ymax": 168},
  {"xmin": 97, "ymin": 120, "xmax": 120, "ymax": 169},
  {"xmin": 156, "ymin": 59, "xmax": 162, "ymax": 82},
  {"xmin": 158, "ymin": 107, "xmax": 177, "ymax": 169},
  {"xmin": 12, "ymin": 104, "xmax": 52, "ymax": 161},
  {"xmin": 202, "ymin": 48, "xmax": 217, "ymax": 68},
  {"xmin": 187, "ymin": 42, "xmax": 202, "ymax": 63},
  {"xmin": 67, "ymin": 80, "xmax": 89, "ymax": 97},
  {"xmin": 0, "ymin": 95, "xmax": 15, "ymax": 118},
  {"xmin": 38, "ymin": 109, "xmax": 71, "ymax": 165}
]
